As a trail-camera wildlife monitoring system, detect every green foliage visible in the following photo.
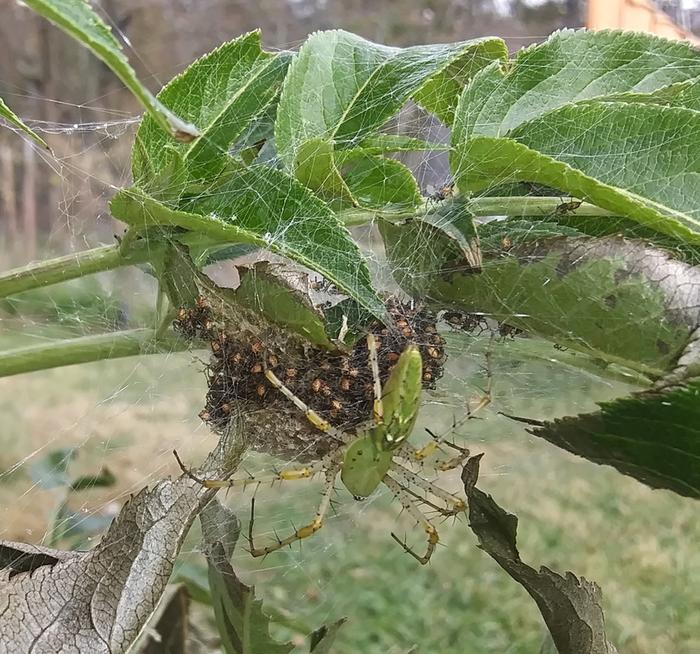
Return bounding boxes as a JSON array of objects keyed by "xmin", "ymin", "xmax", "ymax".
[
  {"xmin": 2, "ymin": 17, "xmax": 700, "ymax": 654},
  {"xmin": 453, "ymin": 29, "xmax": 700, "ymax": 142},
  {"xmin": 383, "ymin": 223, "xmax": 699, "ymax": 376},
  {"xmin": 132, "ymin": 31, "xmax": 290, "ymax": 195},
  {"xmin": 235, "ymin": 265, "xmax": 334, "ymax": 348},
  {"xmin": 453, "ymin": 104, "xmax": 700, "ymax": 242},
  {"xmin": 0, "ymin": 97, "xmax": 49, "ymax": 149},
  {"xmin": 275, "ymin": 30, "xmax": 505, "ymax": 203},
  {"xmin": 531, "ymin": 378, "xmax": 700, "ymax": 499},
  {"xmin": 199, "ymin": 501, "xmax": 346, "ymax": 654},
  {"xmin": 23, "ymin": 0, "xmax": 197, "ymax": 140},
  {"xmin": 111, "ymin": 176, "xmax": 387, "ymax": 321}
]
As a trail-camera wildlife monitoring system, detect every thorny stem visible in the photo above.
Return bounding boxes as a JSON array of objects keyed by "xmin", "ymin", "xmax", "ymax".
[{"xmin": 0, "ymin": 328, "xmax": 189, "ymax": 378}]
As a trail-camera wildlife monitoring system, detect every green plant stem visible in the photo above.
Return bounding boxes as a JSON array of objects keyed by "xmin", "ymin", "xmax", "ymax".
[
  {"xmin": 0, "ymin": 328, "xmax": 190, "ymax": 378},
  {"xmin": 0, "ymin": 243, "xmax": 154, "ymax": 299},
  {"xmin": 0, "ymin": 196, "xmax": 614, "ymax": 299},
  {"xmin": 339, "ymin": 196, "xmax": 617, "ymax": 226}
]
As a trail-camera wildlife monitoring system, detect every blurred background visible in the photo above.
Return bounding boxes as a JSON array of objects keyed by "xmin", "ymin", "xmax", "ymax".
[{"xmin": 1, "ymin": 1, "xmax": 700, "ymax": 652}]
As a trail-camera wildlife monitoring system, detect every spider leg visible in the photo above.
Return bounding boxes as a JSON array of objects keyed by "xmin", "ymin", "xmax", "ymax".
[
  {"xmin": 389, "ymin": 461, "xmax": 466, "ymax": 514},
  {"xmin": 383, "ymin": 474, "xmax": 439, "ymax": 565},
  {"xmin": 174, "ymin": 449, "xmax": 341, "ymax": 489},
  {"xmin": 247, "ymin": 466, "xmax": 340, "ymax": 557},
  {"xmin": 396, "ymin": 345, "xmax": 493, "ymax": 467},
  {"xmin": 264, "ymin": 369, "xmax": 351, "ymax": 444},
  {"xmin": 367, "ymin": 333, "xmax": 384, "ymax": 424}
]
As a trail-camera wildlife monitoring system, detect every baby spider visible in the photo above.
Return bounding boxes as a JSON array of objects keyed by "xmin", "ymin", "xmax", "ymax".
[{"xmin": 179, "ymin": 334, "xmax": 491, "ymax": 565}]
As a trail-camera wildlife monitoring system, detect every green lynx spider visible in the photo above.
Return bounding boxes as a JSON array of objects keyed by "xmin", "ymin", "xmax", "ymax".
[{"xmin": 183, "ymin": 334, "xmax": 491, "ymax": 564}]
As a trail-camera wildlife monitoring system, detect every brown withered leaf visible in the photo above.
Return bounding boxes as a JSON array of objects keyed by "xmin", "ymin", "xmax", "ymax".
[
  {"xmin": 0, "ymin": 422, "xmax": 244, "ymax": 653},
  {"xmin": 461, "ymin": 455, "xmax": 618, "ymax": 654}
]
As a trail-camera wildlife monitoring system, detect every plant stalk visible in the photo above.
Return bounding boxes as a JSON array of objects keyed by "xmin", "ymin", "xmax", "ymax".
[
  {"xmin": 0, "ymin": 196, "xmax": 615, "ymax": 299},
  {"xmin": 0, "ymin": 243, "xmax": 153, "ymax": 299},
  {"xmin": 0, "ymin": 328, "xmax": 190, "ymax": 378},
  {"xmin": 339, "ymin": 196, "xmax": 617, "ymax": 226}
]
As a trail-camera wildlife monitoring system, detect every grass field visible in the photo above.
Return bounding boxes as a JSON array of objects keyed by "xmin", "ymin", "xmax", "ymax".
[{"xmin": 1, "ymin": 323, "xmax": 698, "ymax": 653}]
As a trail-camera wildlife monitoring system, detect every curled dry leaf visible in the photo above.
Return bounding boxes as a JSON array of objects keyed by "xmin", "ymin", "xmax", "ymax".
[
  {"xmin": 131, "ymin": 583, "xmax": 190, "ymax": 654},
  {"xmin": 0, "ymin": 423, "xmax": 244, "ymax": 653},
  {"xmin": 461, "ymin": 455, "xmax": 618, "ymax": 654},
  {"xmin": 199, "ymin": 501, "xmax": 293, "ymax": 654}
]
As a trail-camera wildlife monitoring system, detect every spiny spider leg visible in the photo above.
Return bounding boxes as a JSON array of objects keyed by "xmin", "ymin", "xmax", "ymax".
[
  {"xmin": 423, "ymin": 433, "xmax": 471, "ymax": 472},
  {"xmin": 247, "ymin": 467, "xmax": 340, "ymax": 557},
  {"xmin": 264, "ymin": 368, "xmax": 351, "ymax": 444},
  {"xmin": 396, "ymin": 346, "xmax": 493, "ymax": 467},
  {"xmin": 392, "ymin": 474, "xmax": 462, "ymax": 518},
  {"xmin": 383, "ymin": 474, "xmax": 439, "ymax": 565},
  {"xmin": 367, "ymin": 333, "xmax": 384, "ymax": 424},
  {"xmin": 389, "ymin": 460, "xmax": 466, "ymax": 514}
]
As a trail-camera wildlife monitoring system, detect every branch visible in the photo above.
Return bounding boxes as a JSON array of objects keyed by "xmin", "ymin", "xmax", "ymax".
[
  {"xmin": 0, "ymin": 328, "xmax": 190, "ymax": 378},
  {"xmin": 0, "ymin": 244, "xmax": 152, "ymax": 299},
  {"xmin": 339, "ymin": 196, "xmax": 617, "ymax": 226}
]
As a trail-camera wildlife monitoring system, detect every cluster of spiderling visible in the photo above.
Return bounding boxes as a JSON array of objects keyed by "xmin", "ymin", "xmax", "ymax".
[{"xmin": 174, "ymin": 297, "xmax": 448, "ymax": 440}]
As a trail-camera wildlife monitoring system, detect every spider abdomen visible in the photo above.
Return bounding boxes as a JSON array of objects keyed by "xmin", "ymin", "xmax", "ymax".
[{"xmin": 341, "ymin": 435, "xmax": 392, "ymax": 499}]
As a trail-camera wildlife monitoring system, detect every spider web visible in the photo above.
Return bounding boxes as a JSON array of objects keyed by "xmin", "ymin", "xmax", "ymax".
[{"xmin": 1, "ymin": 7, "xmax": 699, "ymax": 654}]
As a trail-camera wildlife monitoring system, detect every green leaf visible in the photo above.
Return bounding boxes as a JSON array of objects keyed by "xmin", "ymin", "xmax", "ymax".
[
  {"xmin": 461, "ymin": 455, "xmax": 619, "ymax": 654},
  {"xmin": 133, "ymin": 32, "xmax": 291, "ymax": 194},
  {"xmin": 200, "ymin": 502, "xmax": 293, "ymax": 654},
  {"xmin": 24, "ymin": 0, "xmax": 197, "ymax": 141},
  {"xmin": 528, "ymin": 378, "xmax": 700, "ymax": 499},
  {"xmin": 477, "ymin": 218, "xmax": 584, "ymax": 252},
  {"xmin": 381, "ymin": 228, "xmax": 700, "ymax": 376},
  {"xmin": 70, "ymin": 467, "xmax": 116, "ymax": 491},
  {"xmin": 591, "ymin": 78, "xmax": 700, "ymax": 106},
  {"xmin": 0, "ymin": 97, "xmax": 49, "ymax": 149},
  {"xmin": 377, "ymin": 198, "xmax": 480, "ymax": 298},
  {"xmin": 413, "ymin": 38, "xmax": 507, "ymax": 126},
  {"xmin": 416, "ymin": 197, "xmax": 481, "ymax": 269},
  {"xmin": 30, "ymin": 448, "xmax": 76, "ymax": 490},
  {"xmin": 189, "ymin": 242, "xmax": 258, "ymax": 269},
  {"xmin": 276, "ymin": 30, "xmax": 506, "ymax": 195},
  {"xmin": 454, "ymin": 29, "xmax": 700, "ymax": 143},
  {"xmin": 452, "ymin": 103, "xmax": 700, "ymax": 243},
  {"xmin": 543, "ymin": 213, "xmax": 700, "ymax": 267},
  {"xmin": 309, "ymin": 618, "xmax": 347, "ymax": 653},
  {"xmin": 208, "ymin": 544, "xmax": 293, "ymax": 654},
  {"xmin": 357, "ymin": 134, "xmax": 449, "ymax": 154},
  {"xmin": 293, "ymin": 138, "xmax": 355, "ymax": 206},
  {"xmin": 323, "ymin": 298, "xmax": 376, "ymax": 346},
  {"xmin": 235, "ymin": 263, "xmax": 333, "ymax": 347},
  {"xmin": 379, "ymin": 216, "xmax": 466, "ymax": 299},
  {"xmin": 341, "ymin": 154, "xmax": 421, "ymax": 210},
  {"xmin": 675, "ymin": 77, "xmax": 700, "ymax": 110},
  {"xmin": 110, "ymin": 169, "xmax": 387, "ymax": 321}
]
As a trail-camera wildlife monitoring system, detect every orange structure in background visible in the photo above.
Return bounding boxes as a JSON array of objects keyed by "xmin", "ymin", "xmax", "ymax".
[{"xmin": 587, "ymin": 0, "xmax": 700, "ymax": 44}]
